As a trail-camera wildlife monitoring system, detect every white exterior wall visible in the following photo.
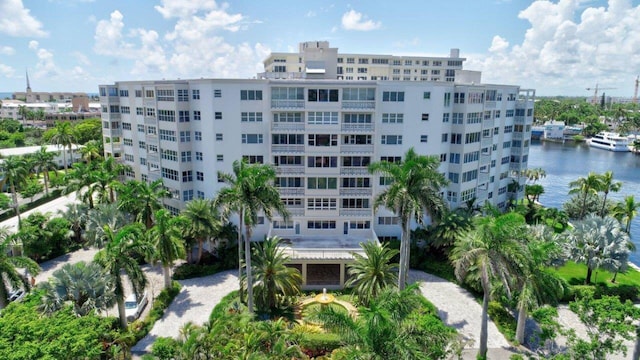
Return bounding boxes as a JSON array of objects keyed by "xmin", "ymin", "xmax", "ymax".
[{"xmin": 100, "ymin": 78, "xmax": 534, "ymax": 242}]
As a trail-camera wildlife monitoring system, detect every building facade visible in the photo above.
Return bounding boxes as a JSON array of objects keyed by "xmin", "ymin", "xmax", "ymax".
[{"xmin": 99, "ymin": 42, "xmax": 534, "ymax": 289}]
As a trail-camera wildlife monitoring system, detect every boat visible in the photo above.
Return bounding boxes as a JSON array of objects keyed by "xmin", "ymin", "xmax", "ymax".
[{"xmin": 587, "ymin": 132, "xmax": 630, "ymax": 152}]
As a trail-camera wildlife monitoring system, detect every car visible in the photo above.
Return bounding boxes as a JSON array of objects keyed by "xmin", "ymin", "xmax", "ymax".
[
  {"xmin": 124, "ymin": 292, "xmax": 148, "ymax": 322},
  {"xmin": 7, "ymin": 289, "xmax": 25, "ymax": 303}
]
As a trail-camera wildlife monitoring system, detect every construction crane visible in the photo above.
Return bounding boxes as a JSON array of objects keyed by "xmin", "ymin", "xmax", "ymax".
[
  {"xmin": 633, "ymin": 76, "xmax": 639, "ymax": 104},
  {"xmin": 586, "ymin": 84, "xmax": 616, "ymax": 104}
]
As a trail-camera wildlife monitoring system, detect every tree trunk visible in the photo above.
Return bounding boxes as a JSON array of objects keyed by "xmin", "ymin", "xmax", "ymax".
[
  {"xmin": 196, "ymin": 238, "xmax": 204, "ymax": 264},
  {"xmin": 43, "ymin": 172, "xmax": 49, "ymax": 197},
  {"xmin": 515, "ymin": 304, "xmax": 527, "ymax": 345},
  {"xmin": 163, "ymin": 264, "xmax": 172, "ymax": 289},
  {"xmin": 237, "ymin": 209, "xmax": 244, "ymax": 302},
  {"xmin": 585, "ymin": 267, "xmax": 593, "ymax": 285},
  {"xmin": 11, "ymin": 183, "xmax": 21, "ymax": 225},
  {"xmin": 398, "ymin": 221, "xmax": 409, "ymax": 291},
  {"xmin": 245, "ymin": 224, "xmax": 254, "ymax": 314},
  {"xmin": 117, "ymin": 296, "xmax": 127, "ymax": 330},
  {"xmin": 479, "ymin": 271, "xmax": 490, "ymax": 360},
  {"xmin": 0, "ymin": 284, "xmax": 9, "ymax": 309},
  {"xmin": 600, "ymin": 192, "xmax": 609, "ymax": 218},
  {"xmin": 611, "ymin": 271, "xmax": 618, "ymax": 283},
  {"xmin": 62, "ymin": 148, "xmax": 68, "ymax": 174}
]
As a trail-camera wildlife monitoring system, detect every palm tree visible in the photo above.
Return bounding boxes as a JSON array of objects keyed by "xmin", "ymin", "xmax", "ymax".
[
  {"xmin": 148, "ymin": 209, "xmax": 186, "ymax": 289},
  {"xmin": 94, "ymin": 223, "xmax": 151, "ymax": 329},
  {"xmin": 181, "ymin": 199, "xmax": 221, "ymax": 264},
  {"xmin": 58, "ymin": 203, "xmax": 89, "ymax": 245},
  {"xmin": 99, "ymin": 156, "xmax": 127, "ymax": 203},
  {"xmin": 450, "ymin": 212, "xmax": 528, "ymax": 359},
  {"xmin": 598, "ymin": 171, "xmax": 622, "ymax": 218},
  {"xmin": 568, "ymin": 172, "xmax": 603, "ymax": 219},
  {"xmin": 612, "ymin": 195, "xmax": 640, "ymax": 234},
  {"xmin": 251, "ymin": 236, "xmax": 301, "ymax": 313},
  {"xmin": 215, "ymin": 159, "xmax": 289, "ymax": 314},
  {"xmin": 39, "ymin": 261, "xmax": 115, "ymax": 316},
  {"xmin": 514, "ymin": 225, "xmax": 567, "ymax": 344},
  {"xmin": 79, "ymin": 139, "xmax": 103, "ymax": 163},
  {"xmin": 32, "ymin": 146, "xmax": 58, "ymax": 197},
  {"xmin": 0, "ymin": 229, "xmax": 40, "ymax": 310},
  {"xmin": 345, "ymin": 241, "xmax": 398, "ymax": 307},
  {"xmin": 63, "ymin": 162, "xmax": 97, "ymax": 208},
  {"xmin": 429, "ymin": 208, "xmax": 473, "ymax": 252},
  {"xmin": 0, "ymin": 155, "xmax": 30, "ymax": 223},
  {"xmin": 368, "ymin": 147, "xmax": 448, "ymax": 290},
  {"xmin": 117, "ymin": 179, "xmax": 170, "ymax": 229},
  {"xmin": 84, "ymin": 203, "xmax": 131, "ymax": 247},
  {"xmin": 565, "ymin": 215, "xmax": 631, "ymax": 284},
  {"xmin": 48, "ymin": 121, "xmax": 75, "ymax": 174}
]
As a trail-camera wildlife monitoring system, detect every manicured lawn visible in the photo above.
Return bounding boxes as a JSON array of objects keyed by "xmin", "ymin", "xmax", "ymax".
[{"xmin": 554, "ymin": 261, "xmax": 640, "ymax": 287}]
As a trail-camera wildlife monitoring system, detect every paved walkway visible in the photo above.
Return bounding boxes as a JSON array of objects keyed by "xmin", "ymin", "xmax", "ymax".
[
  {"xmin": 132, "ymin": 270, "xmax": 239, "ymax": 355},
  {"xmin": 0, "ymin": 192, "xmax": 78, "ymax": 233}
]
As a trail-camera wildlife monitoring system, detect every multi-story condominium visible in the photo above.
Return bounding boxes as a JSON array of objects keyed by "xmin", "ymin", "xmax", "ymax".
[{"xmin": 100, "ymin": 41, "xmax": 534, "ymax": 289}]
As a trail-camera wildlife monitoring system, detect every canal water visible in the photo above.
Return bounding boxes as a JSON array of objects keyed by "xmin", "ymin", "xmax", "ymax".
[{"xmin": 528, "ymin": 140, "xmax": 640, "ymax": 265}]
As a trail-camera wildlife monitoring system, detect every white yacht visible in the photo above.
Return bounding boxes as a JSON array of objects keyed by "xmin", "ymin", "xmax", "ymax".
[{"xmin": 587, "ymin": 132, "xmax": 630, "ymax": 152}]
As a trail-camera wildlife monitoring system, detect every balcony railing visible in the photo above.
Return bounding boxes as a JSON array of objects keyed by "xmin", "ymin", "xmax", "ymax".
[
  {"xmin": 341, "ymin": 144, "xmax": 374, "ymax": 153},
  {"xmin": 341, "ymin": 123, "xmax": 374, "ymax": 132},
  {"xmin": 271, "ymin": 122, "xmax": 305, "ymax": 131},
  {"xmin": 271, "ymin": 144, "xmax": 305, "ymax": 153},
  {"xmin": 271, "ymin": 100, "xmax": 305, "ymax": 109},
  {"xmin": 339, "ymin": 209, "xmax": 371, "ymax": 217},
  {"xmin": 275, "ymin": 166, "xmax": 305, "ymax": 175},
  {"xmin": 278, "ymin": 188, "xmax": 305, "ymax": 196},
  {"xmin": 339, "ymin": 188, "xmax": 373, "ymax": 196},
  {"xmin": 144, "ymin": 116, "xmax": 157, "ymax": 125},
  {"xmin": 485, "ymin": 101, "xmax": 496, "ymax": 109},
  {"xmin": 481, "ymin": 137, "xmax": 492, "ymax": 147},
  {"xmin": 340, "ymin": 167, "xmax": 369, "ymax": 175},
  {"xmin": 341, "ymin": 100, "xmax": 375, "ymax": 110}
]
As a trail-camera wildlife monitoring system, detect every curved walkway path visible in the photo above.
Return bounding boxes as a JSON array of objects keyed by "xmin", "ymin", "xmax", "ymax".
[{"xmin": 132, "ymin": 270, "xmax": 239, "ymax": 355}]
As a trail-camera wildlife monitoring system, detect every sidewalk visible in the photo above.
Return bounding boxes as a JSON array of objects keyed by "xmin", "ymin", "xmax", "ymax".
[{"xmin": 0, "ymin": 192, "xmax": 78, "ymax": 233}]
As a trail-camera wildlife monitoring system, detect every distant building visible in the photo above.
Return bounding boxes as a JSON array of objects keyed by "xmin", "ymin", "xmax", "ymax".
[{"xmin": 0, "ymin": 144, "xmax": 83, "ymax": 168}]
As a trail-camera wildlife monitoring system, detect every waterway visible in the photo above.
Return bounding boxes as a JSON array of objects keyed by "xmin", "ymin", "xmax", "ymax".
[{"xmin": 528, "ymin": 140, "xmax": 640, "ymax": 265}]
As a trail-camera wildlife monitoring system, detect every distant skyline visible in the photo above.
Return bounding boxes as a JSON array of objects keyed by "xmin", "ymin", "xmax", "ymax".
[{"xmin": 0, "ymin": 0, "xmax": 639, "ymax": 96}]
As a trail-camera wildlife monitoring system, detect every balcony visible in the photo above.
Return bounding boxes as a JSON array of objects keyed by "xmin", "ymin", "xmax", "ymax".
[
  {"xmin": 341, "ymin": 100, "xmax": 375, "ymax": 110},
  {"xmin": 340, "ymin": 144, "xmax": 374, "ymax": 153},
  {"xmin": 485, "ymin": 101, "xmax": 496, "ymax": 109},
  {"xmin": 278, "ymin": 188, "xmax": 305, "ymax": 196},
  {"xmin": 271, "ymin": 122, "xmax": 305, "ymax": 131},
  {"xmin": 275, "ymin": 166, "xmax": 305, "ymax": 175},
  {"xmin": 512, "ymin": 132, "xmax": 524, "ymax": 140},
  {"xmin": 341, "ymin": 123, "xmax": 374, "ymax": 132},
  {"xmin": 103, "ymin": 128, "xmax": 122, "ymax": 137},
  {"xmin": 339, "ymin": 188, "xmax": 372, "ymax": 196},
  {"xmin": 144, "ymin": 116, "xmax": 157, "ymax": 125},
  {"xmin": 271, "ymin": 100, "xmax": 305, "ymax": 109},
  {"xmin": 340, "ymin": 167, "xmax": 369, "ymax": 175},
  {"xmin": 143, "ymin": 99, "xmax": 156, "ymax": 108},
  {"xmin": 102, "ymin": 113, "xmax": 120, "ymax": 121},
  {"xmin": 271, "ymin": 144, "xmax": 305, "ymax": 153},
  {"xmin": 481, "ymin": 137, "xmax": 492, "ymax": 147},
  {"xmin": 509, "ymin": 162, "xmax": 523, "ymax": 172},
  {"xmin": 482, "ymin": 119, "xmax": 494, "ymax": 129},
  {"xmin": 147, "ymin": 170, "xmax": 161, "ymax": 182},
  {"xmin": 286, "ymin": 207, "xmax": 305, "ymax": 216},
  {"xmin": 339, "ymin": 209, "xmax": 371, "ymax": 217}
]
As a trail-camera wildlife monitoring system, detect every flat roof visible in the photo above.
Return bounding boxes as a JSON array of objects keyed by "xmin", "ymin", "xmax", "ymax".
[
  {"xmin": 0, "ymin": 144, "xmax": 82, "ymax": 157},
  {"xmin": 274, "ymin": 235, "xmax": 378, "ymax": 260}
]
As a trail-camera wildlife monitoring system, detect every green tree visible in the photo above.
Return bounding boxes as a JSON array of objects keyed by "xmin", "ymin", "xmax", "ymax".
[
  {"xmin": 63, "ymin": 162, "xmax": 97, "ymax": 208},
  {"xmin": 251, "ymin": 236, "xmax": 301, "ymax": 313},
  {"xmin": 94, "ymin": 223, "xmax": 151, "ymax": 329},
  {"xmin": 72, "ymin": 118, "xmax": 102, "ymax": 144},
  {"xmin": 345, "ymin": 240, "xmax": 398, "ymax": 307},
  {"xmin": 17, "ymin": 105, "xmax": 28, "ymax": 125},
  {"xmin": 450, "ymin": 213, "xmax": 528, "ymax": 359},
  {"xmin": 611, "ymin": 195, "xmax": 639, "ymax": 234},
  {"xmin": 58, "ymin": 203, "xmax": 89, "ymax": 245},
  {"xmin": 149, "ymin": 209, "xmax": 186, "ymax": 289},
  {"xmin": 368, "ymin": 147, "xmax": 447, "ymax": 290},
  {"xmin": 0, "ymin": 230, "xmax": 40, "ymax": 309},
  {"xmin": 427, "ymin": 208, "xmax": 473, "ymax": 252},
  {"xmin": 84, "ymin": 203, "xmax": 131, "ymax": 247},
  {"xmin": 215, "ymin": 159, "xmax": 289, "ymax": 314},
  {"xmin": 79, "ymin": 139, "xmax": 103, "ymax": 163},
  {"xmin": 39, "ymin": 261, "xmax": 115, "ymax": 316},
  {"xmin": 597, "ymin": 171, "xmax": 622, "ymax": 218},
  {"xmin": 565, "ymin": 215, "xmax": 630, "ymax": 284},
  {"xmin": 32, "ymin": 146, "xmax": 58, "ymax": 196},
  {"xmin": 20, "ymin": 178, "xmax": 43, "ymax": 202},
  {"xmin": 0, "ymin": 155, "xmax": 30, "ymax": 222},
  {"xmin": 181, "ymin": 199, "xmax": 221, "ymax": 264},
  {"xmin": 47, "ymin": 121, "xmax": 75, "ymax": 173},
  {"xmin": 117, "ymin": 179, "xmax": 170, "ymax": 229},
  {"xmin": 568, "ymin": 172, "xmax": 603, "ymax": 219}
]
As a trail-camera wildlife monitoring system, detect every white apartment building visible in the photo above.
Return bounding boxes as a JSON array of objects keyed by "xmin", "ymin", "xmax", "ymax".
[{"xmin": 100, "ymin": 42, "xmax": 534, "ymax": 289}]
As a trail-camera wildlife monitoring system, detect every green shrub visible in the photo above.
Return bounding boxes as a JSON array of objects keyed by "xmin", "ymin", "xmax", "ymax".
[
  {"xmin": 563, "ymin": 284, "xmax": 637, "ymax": 303},
  {"xmin": 487, "ymin": 301, "xmax": 516, "ymax": 342},
  {"xmin": 209, "ymin": 290, "xmax": 241, "ymax": 321},
  {"xmin": 300, "ymin": 333, "xmax": 343, "ymax": 355},
  {"xmin": 151, "ymin": 337, "xmax": 180, "ymax": 360},
  {"xmin": 172, "ymin": 262, "xmax": 221, "ymax": 280}
]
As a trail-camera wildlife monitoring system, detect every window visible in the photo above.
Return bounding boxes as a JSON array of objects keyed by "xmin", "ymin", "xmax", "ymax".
[
  {"xmin": 180, "ymin": 131, "xmax": 191, "ymax": 142},
  {"xmin": 341, "ymin": 198, "xmax": 370, "ymax": 209},
  {"xmin": 308, "ymin": 134, "xmax": 338, "ymax": 146},
  {"xmin": 123, "ymin": 138, "xmax": 133, "ymax": 146},
  {"xmin": 448, "ymin": 172, "xmax": 459, "ymax": 184},
  {"xmin": 214, "ymin": 89, "xmax": 222, "ymax": 98},
  {"xmin": 442, "ymin": 113, "xmax": 450, "ymax": 123},
  {"xmin": 192, "ymin": 89, "xmax": 200, "ymax": 100},
  {"xmin": 382, "ymin": 91, "xmax": 405, "ymax": 102},
  {"xmin": 181, "ymin": 151, "xmax": 191, "ymax": 162},
  {"xmin": 308, "ymin": 112, "xmax": 338, "ymax": 124},
  {"xmin": 183, "ymin": 190, "xmax": 194, "ymax": 201},
  {"xmin": 421, "ymin": 113, "xmax": 430, "ymax": 121},
  {"xmin": 120, "ymin": 106, "xmax": 130, "ymax": 114},
  {"xmin": 342, "ymin": 156, "xmax": 370, "ymax": 167},
  {"xmin": 196, "ymin": 152, "xmax": 203, "ymax": 161},
  {"xmin": 439, "ymin": 153, "xmax": 447, "ymax": 162},
  {"xmin": 118, "ymin": 89, "xmax": 128, "ymax": 97},
  {"xmin": 178, "ymin": 110, "xmax": 190, "ymax": 122},
  {"xmin": 461, "ymin": 188, "xmax": 476, "ymax": 202},
  {"xmin": 450, "ymin": 133, "xmax": 462, "ymax": 144},
  {"xmin": 342, "ymin": 88, "xmax": 375, "ymax": 101},
  {"xmin": 350, "ymin": 221, "xmax": 371, "ymax": 229},
  {"xmin": 464, "ymin": 151, "xmax": 480, "ymax": 163},
  {"xmin": 378, "ymin": 217, "xmax": 400, "ymax": 225},
  {"xmin": 161, "ymin": 149, "xmax": 177, "ymax": 161},
  {"xmin": 465, "ymin": 132, "xmax": 481, "ymax": 144},
  {"xmin": 177, "ymin": 89, "xmax": 189, "ymax": 102},
  {"xmin": 307, "ymin": 221, "xmax": 336, "ymax": 229},
  {"xmin": 136, "ymin": 107, "xmax": 143, "ymax": 116},
  {"xmin": 140, "ymin": 158, "xmax": 146, "ymax": 165},
  {"xmin": 381, "ymin": 135, "xmax": 402, "ymax": 145},
  {"xmin": 243, "ymin": 155, "xmax": 264, "ymax": 164},
  {"xmin": 307, "ymin": 177, "xmax": 337, "ymax": 189},
  {"xmin": 467, "ymin": 112, "xmax": 482, "ymax": 124},
  {"xmin": 307, "ymin": 156, "xmax": 337, "ymax": 168},
  {"xmin": 214, "ymin": 112, "xmax": 223, "ymax": 120},
  {"xmin": 182, "ymin": 170, "xmax": 193, "ymax": 182},
  {"xmin": 341, "ymin": 177, "xmax": 371, "ymax": 188},
  {"xmin": 273, "ymin": 112, "xmax": 303, "ymax": 123},
  {"xmin": 137, "ymin": 124, "xmax": 145, "ymax": 132},
  {"xmin": 468, "ymin": 92, "xmax": 484, "ymax": 104},
  {"xmin": 145, "ymin": 108, "xmax": 156, "ymax": 117},
  {"xmin": 273, "ymin": 156, "xmax": 303, "ymax": 166},
  {"xmin": 161, "ymin": 168, "xmax": 179, "ymax": 181},
  {"xmin": 145, "ymin": 90, "xmax": 155, "ymax": 98},
  {"xmin": 343, "ymin": 113, "xmax": 372, "ymax": 124},
  {"xmin": 503, "ymin": 141, "xmax": 511, "ymax": 149},
  {"xmin": 449, "ymin": 153, "xmax": 461, "ymax": 164},
  {"xmin": 271, "ymin": 87, "xmax": 304, "ymax": 101},
  {"xmin": 447, "ymin": 191, "xmax": 457, "ymax": 202},
  {"xmin": 158, "ymin": 110, "xmax": 176, "ymax": 122},
  {"xmin": 217, "ymin": 154, "xmax": 223, "ymax": 162},
  {"xmin": 342, "ymin": 134, "xmax": 372, "ymax": 145},
  {"xmin": 122, "ymin": 122, "xmax": 132, "ymax": 130},
  {"xmin": 197, "ymin": 171, "xmax": 204, "ymax": 181},
  {"xmin": 156, "ymin": 89, "xmax": 174, "ymax": 102},
  {"xmin": 242, "ymin": 134, "xmax": 263, "ymax": 144},
  {"xmin": 307, "ymin": 89, "xmax": 339, "ymax": 102},
  {"xmin": 215, "ymin": 133, "xmax": 223, "ymax": 141},
  {"xmin": 506, "ymin": 110, "xmax": 515, "ymax": 118},
  {"xmin": 124, "ymin": 154, "xmax": 134, "ymax": 162},
  {"xmin": 159, "ymin": 129, "xmax": 176, "ymax": 142},
  {"xmin": 275, "ymin": 177, "xmax": 303, "ymax": 188},
  {"xmin": 134, "ymin": 90, "xmax": 142, "ymax": 97},
  {"xmin": 195, "ymin": 131, "xmax": 202, "ymax": 141},
  {"xmin": 241, "ymin": 112, "xmax": 263, "ymax": 122},
  {"xmin": 382, "ymin": 113, "xmax": 403, "ymax": 123},
  {"xmin": 454, "ymin": 92, "xmax": 465, "ymax": 104},
  {"xmin": 197, "ymin": 191, "xmax": 205, "ymax": 199},
  {"xmin": 420, "ymin": 135, "xmax": 428, "ymax": 143},
  {"xmin": 379, "ymin": 176, "xmax": 393, "ymax": 185},
  {"xmin": 272, "ymin": 134, "xmax": 303, "ymax": 144},
  {"xmin": 193, "ymin": 110, "xmax": 201, "ymax": 121},
  {"xmin": 147, "ymin": 126, "xmax": 157, "ymax": 135},
  {"xmin": 273, "ymin": 220, "xmax": 294, "ymax": 229},
  {"xmin": 452, "ymin": 113, "xmax": 464, "ymax": 124},
  {"xmin": 240, "ymin": 90, "xmax": 263, "ymax": 100},
  {"xmin": 504, "ymin": 125, "xmax": 513, "ymax": 133},
  {"xmin": 441, "ymin": 133, "xmax": 448, "ymax": 143}
]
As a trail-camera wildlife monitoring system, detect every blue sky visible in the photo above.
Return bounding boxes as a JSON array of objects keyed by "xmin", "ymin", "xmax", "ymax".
[{"xmin": 0, "ymin": 0, "xmax": 639, "ymax": 96}]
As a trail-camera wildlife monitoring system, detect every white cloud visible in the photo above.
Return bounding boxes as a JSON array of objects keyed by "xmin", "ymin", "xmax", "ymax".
[
  {"xmin": 0, "ymin": 46, "xmax": 15, "ymax": 55},
  {"xmin": 72, "ymin": 52, "xmax": 91, "ymax": 66},
  {"xmin": 341, "ymin": 9, "xmax": 381, "ymax": 31},
  {"xmin": 0, "ymin": 63, "xmax": 15, "ymax": 77},
  {"xmin": 0, "ymin": 0, "xmax": 47, "ymax": 37},
  {"xmin": 306, "ymin": 10, "xmax": 317, "ymax": 17},
  {"xmin": 467, "ymin": 0, "xmax": 640, "ymax": 95},
  {"xmin": 28, "ymin": 40, "xmax": 39, "ymax": 50}
]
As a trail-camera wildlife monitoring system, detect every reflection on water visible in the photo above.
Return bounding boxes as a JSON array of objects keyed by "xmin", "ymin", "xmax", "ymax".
[{"xmin": 528, "ymin": 140, "xmax": 640, "ymax": 265}]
